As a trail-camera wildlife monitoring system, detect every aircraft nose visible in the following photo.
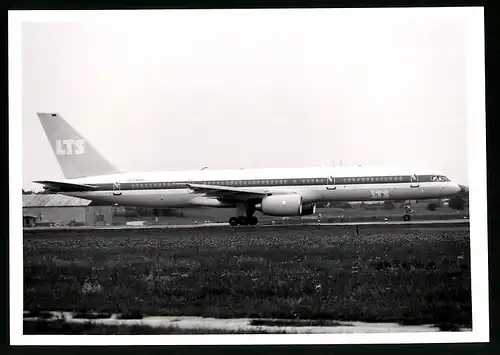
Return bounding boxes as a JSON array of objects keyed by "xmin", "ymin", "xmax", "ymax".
[
  {"xmin": 446, "ymin": 184, "xmax": 461, "ymax": 195},
  {"xmin": 451, "ymin": 184, "xmax": 466, "ymax": 194}
]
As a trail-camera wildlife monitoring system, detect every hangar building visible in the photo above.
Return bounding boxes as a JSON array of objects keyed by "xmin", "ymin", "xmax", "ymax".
[{"xmin": 22, "ymin": 194, "xmax": 113, "ymax": 227}]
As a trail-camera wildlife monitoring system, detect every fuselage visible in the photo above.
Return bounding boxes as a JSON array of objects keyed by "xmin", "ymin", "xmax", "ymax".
[{"xmin": 48, "ymin": 166, "xmax": 463, "ymax": 209}]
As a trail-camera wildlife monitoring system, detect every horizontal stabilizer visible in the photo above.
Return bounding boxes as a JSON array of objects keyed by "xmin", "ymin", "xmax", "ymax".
[{"xmin": 33, "ymin": 180, "xmax": 100, "ymax": 192}]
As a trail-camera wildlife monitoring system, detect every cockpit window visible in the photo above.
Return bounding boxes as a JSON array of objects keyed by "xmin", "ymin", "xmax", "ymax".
[
  {"xmin": 431, "ymin": 175, "xmax": 438, "ymax": 182},
  {"xmin": 438, "ymin": 176, "xmax": 449, "ymax": 182}
]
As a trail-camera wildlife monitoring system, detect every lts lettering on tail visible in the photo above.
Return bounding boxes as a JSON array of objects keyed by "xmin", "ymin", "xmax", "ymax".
[{"xmin": 55, "ymin": 139, "xmax": 85, "ymax": 155}]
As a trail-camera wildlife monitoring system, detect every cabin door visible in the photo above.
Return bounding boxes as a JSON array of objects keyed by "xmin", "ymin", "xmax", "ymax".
[
  {"xmin": 410, "ymin": 174, "xmax": 419, "ymax": 188},
  {"xmin": 113, "ymin": 182, "xmax": 122, "ymax": 196},
  {"xmin": 326, "ymin": 175, "xmax": 337, "ymax": 190}
]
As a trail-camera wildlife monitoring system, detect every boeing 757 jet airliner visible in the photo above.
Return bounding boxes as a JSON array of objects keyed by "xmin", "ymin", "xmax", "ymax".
[{"xmin": 33, "ymin": 113, "xmax": 465, "ymax": 226}]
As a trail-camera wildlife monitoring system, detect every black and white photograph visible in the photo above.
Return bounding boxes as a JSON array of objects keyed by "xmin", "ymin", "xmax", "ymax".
[{"xmin": 9, "ymin": 7, "xmax": 488, "ymax": 345}]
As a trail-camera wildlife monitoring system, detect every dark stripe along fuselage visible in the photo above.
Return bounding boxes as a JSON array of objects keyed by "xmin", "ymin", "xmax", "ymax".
[{"xmin": 58, "ymin": 174, "xmax": 449, "ymax": 192}]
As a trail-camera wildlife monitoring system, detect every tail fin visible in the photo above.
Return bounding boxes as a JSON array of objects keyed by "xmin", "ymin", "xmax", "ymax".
[{"xmin": 37, "ymin": 113, "xmax": 121, "ymax": 179}]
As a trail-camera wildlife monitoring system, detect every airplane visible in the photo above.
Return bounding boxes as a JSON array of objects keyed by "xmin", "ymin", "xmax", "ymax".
[{"xmin": 33, "ymin": 113, "xmax": 466, "ymax": 226}]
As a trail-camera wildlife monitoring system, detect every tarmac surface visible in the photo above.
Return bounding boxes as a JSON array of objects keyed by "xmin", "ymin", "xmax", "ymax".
[
  {"xmin": 24, "ymin": 311, "xmax": 472, "ymax": 333},
  {"xmin": 24, "ymin": 219, "xmax": 469, "ymax": 233}
]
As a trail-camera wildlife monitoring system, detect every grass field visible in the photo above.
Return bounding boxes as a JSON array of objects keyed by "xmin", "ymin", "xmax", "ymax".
[{"xmin": 23, "ymin": 227, "xmax": 472, "ymax": 328}]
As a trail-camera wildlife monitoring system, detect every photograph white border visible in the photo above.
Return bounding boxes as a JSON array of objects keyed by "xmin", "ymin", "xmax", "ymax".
[{"xmin": 9, "ymin": 7, "xmax": 488, "ymax": 345}]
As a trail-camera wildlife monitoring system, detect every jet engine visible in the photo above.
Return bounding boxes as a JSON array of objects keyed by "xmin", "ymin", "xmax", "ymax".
[
  {"xmin": 255, "ymin": 194, "xmax": 307, "ymax": 216},
  {"xmin": 301, "ymin": 203, "xmax": 316, "ymax": 216}
]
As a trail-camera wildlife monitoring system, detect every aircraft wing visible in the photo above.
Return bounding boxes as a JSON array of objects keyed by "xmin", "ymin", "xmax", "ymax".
[
  {"xmin": 186, "ymin": 183, "xmax": 290, "ymax": 201},
  {"xmin": 33, "ymin": 180, "xmax": 100, "ymax": 192}
]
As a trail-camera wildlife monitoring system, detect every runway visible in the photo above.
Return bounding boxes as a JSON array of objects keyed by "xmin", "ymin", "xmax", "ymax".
[{"xmin": 23, "ymin": 218, "xmax": 469, "ymax": 233}]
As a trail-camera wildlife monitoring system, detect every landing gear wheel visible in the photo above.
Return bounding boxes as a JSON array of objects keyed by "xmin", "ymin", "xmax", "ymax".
[
  {"xmin": 248, "ymin": 216, "xmax": 258, "ymax": 225},
  {"xmin": 229, "ymin": 217, "xmax": 239, "ymax": 226},
  {"xmin": 403, "ymin": 214, "xmax": 411, "ymax": 221},
  {"xmin": 238, "ymin": 217, "xmax": 249, "ymax": 225}
]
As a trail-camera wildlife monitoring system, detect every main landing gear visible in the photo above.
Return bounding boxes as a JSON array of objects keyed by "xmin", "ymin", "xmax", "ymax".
[
  {"xmin": 228, "ymin": 203, "xmax": 258, "ymax": 226},
  {"xmin": 229, "ymin": 216, "xmax": 258, "ymax": 226},
  {"xmin": 403, "ymin": 200, "xmax": 413, "ymax": 221}
]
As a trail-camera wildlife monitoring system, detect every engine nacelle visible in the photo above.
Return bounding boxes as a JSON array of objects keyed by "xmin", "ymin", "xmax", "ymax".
[
  {"xmin": 255, "ymin": 194, "xmax": 303, "ymax": 216},
  {"xmin": 301, "ymin": 203, "xmax": 316, "ymax": 216}
]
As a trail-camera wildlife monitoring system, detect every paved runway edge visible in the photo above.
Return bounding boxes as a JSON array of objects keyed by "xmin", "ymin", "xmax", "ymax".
[
  {"xmin": 23, "ymin": 311, "xmax": 472, "ymax": 334},
  {"xmin": 23, "ymin": 219, "xmax": 469, "ymax": 233}
]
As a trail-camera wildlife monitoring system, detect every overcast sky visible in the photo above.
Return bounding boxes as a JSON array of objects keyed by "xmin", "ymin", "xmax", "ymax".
[{"xmin": 21, "ymin": 9, "xmax": 471, "ymax": 190}]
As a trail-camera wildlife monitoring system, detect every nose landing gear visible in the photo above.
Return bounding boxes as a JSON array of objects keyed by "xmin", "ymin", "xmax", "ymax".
[{"xmin": 403, "ymin": 200, "xmax": 413, "ymax": 221}]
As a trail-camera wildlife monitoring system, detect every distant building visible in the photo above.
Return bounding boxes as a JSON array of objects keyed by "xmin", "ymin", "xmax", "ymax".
[{"xmin": 22, "ymin": 194, "xmax": 114, "ymax": 227}]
